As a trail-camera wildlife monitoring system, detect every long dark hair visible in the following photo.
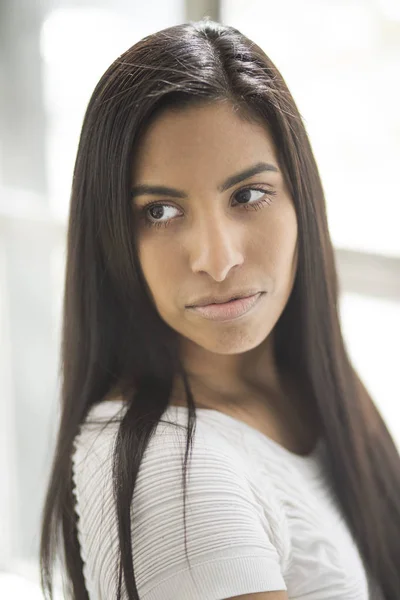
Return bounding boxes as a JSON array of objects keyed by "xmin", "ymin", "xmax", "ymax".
[{"xmin": 39, "ymin": 17, "xmax": 400, "ymax": 599}]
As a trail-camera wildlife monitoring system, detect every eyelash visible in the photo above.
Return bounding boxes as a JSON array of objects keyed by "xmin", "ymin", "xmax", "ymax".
[{"xmin": 138, "ymin": 185, "xmax": 277, "ymax": 229}]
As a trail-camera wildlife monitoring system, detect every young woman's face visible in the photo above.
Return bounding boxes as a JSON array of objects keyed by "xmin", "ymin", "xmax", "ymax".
[{"xmin": 131, "ymin": 101, "xmax": 298, "ymax": 357}]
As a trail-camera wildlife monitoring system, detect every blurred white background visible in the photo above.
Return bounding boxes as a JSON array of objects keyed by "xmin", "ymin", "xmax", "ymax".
[{"xmin": 0, "ymin": 0, "xmax": 399, "ymax": 596}]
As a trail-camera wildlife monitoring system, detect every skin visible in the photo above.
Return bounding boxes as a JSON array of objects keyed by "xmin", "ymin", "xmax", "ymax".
[{"xmin": 129, "ymin": 100, "xmax": 316, "ymax": 453}]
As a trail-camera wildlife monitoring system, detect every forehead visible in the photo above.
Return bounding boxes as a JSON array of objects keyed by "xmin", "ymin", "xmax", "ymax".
[{"xmin": 131, "ymin": 102, "xmax": 279, "ymax": 182}]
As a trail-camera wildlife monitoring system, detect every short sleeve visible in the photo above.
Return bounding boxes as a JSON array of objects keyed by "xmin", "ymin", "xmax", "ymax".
[{"xmin": 72, "ymin": 414, "xmax": 288, "ymax": 600}]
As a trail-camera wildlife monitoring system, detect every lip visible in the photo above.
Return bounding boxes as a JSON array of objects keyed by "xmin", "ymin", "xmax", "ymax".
[
  {"xmin": 189, "ymin": 289, "xmax": 262, "ymax": 307},
  {"xmin": 187, "ymin": 292, "xmax": 264, "ymax": 322}
]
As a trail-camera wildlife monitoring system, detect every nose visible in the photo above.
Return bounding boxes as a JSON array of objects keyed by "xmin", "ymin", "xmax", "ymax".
[{"xmin": 189, "ymin": 215, "xmax": 244, "ymax": 281}]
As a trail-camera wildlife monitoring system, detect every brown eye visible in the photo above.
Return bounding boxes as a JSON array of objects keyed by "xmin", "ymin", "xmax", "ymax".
[
  {"xmin": 140, "ymin": 203, "xmax": 181, "ymax": 229},
  {"xmin": 232, "ymin": 186, "xmax": 277, "ymax": 210}
]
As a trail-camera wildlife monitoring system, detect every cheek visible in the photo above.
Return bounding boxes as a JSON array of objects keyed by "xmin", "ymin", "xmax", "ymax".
[
  {"xmin": 138, "ymin": 239, "xmax": 179, "ymax": 307},
  {"xmin": 256, "ymin": 210, "xmax": 298, "ymax": 275}
]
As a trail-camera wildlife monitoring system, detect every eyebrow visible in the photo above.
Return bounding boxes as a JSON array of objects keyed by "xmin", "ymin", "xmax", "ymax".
[{"xmin": 130, "ymin": 161, "xmax": 279, "ymax": 199}]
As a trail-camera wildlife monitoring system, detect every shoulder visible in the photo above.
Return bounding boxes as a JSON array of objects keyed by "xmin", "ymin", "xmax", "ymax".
[
  {"xmin": 72, "ymin": 400, "xmax": 245, "ymax": 471},
  {"xmin": 72, "ymin": 401, "xmax": 286, "ymax": 525},
  {"xmin": 72, "ymin": 401, "xmax": 253, "ymax": 504}
]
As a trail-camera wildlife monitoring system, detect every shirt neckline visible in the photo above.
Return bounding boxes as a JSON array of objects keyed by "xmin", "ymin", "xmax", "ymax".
[
  {"xmin": 98, "ymin": 399, "xmax": 324, "ymax": 464},
  {"xmin": 164, "ymin": 404, "xmax": 324, "ymax": 463}
]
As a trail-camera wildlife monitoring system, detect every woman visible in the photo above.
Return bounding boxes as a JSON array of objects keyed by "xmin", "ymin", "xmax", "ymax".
[{"xmin": 40, "ymin": 17, "xmax": 399, "ymax": 600}]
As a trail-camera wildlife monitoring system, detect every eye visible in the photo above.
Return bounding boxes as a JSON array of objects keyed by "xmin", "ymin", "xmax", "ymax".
[
  {"xmin": 138, "ymin": 184, "xmax": 277, "ymax": 229},
  {"xmin": 232, "ymin": 186, "xmax": 276, "ymax": 210},
  {"xmin": 141, "ymin": 204, "xmax": 180, "ymax": 229}
]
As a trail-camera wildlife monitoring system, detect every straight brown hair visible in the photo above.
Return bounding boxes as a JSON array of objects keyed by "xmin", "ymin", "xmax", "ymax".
[{"xmin": 40, "ymin": 17, "xmax": 400, "ymax": 599}]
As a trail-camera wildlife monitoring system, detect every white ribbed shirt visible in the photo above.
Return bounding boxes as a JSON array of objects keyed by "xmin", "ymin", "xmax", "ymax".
[{"xmin": 71, "ymin": 399, "xmax": 383, "ymax": 599}]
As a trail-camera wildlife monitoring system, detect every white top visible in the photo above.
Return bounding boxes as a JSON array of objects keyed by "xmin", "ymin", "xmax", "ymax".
[{"xmin": 71, "ymin": 399, "xmax": 383, "ymax": 599}]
